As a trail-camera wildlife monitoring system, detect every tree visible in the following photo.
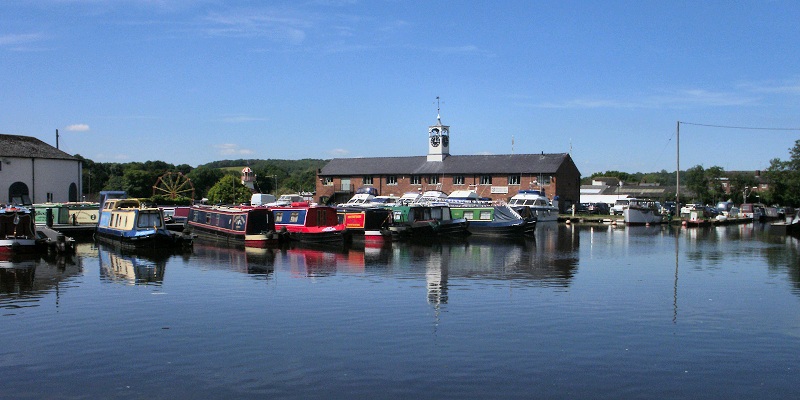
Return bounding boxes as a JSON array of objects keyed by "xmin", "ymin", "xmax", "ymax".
[
  {"xmin": 187, "ymin": 167, "xmax": 225, "ymax": 199},
  {"xmin": 705, "ymin": 166, "xmax": 726, "ymax": 204},
  {"xmin": 206, "ymin": 175, "xmax": 252, "ymax": 204},
  {"xmin": 122, "ymin": 169, "xmax": 158, "ymax": 198},
  {"xmin": 684, "ymin": 165, "xmax": 708, "ymax": 203},
  {"xmin": 729, "ymin": 172, "xmax": 758, "ymax": 204},
  {"xmin": 764, "ymin": 139, "xmax": 800, "ymax": 206}
]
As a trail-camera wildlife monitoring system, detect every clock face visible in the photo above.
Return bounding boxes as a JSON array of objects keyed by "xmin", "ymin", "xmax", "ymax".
[
  {"xmin": 430, "ymin": 135, "xmax": 440, "ymax": 147},
  {"xmin": 441, "ymin": 135, "xmax": 449, "ymax": 147}
]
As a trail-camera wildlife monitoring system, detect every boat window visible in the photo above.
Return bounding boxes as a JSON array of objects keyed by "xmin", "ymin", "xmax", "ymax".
[
  {"xmin": 138, "ymin": 211, "xmax": 162, "ymax": 228},
  {"xmin": 480, "ymin": 211, "xmax": 492, "ymax": 220},
  {"xmin": 274, "ymin": 211, "xmax": 283, "ymax": 221},
  {"xmin": 431, "ymin": 207, "xmax": 442, "ymax": 220},
  {"xmin": 290, "ymin": 212, "xmax": 300, "ymax": 223}
]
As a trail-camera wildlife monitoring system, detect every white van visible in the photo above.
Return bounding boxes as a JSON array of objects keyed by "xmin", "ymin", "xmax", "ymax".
[
  {"xmin": 610, "ymin": 198, "xmax": 630, "ymax": 215},
  {"xmin": 250, "ymin": 193, "xmax": 277, "ymax": 206}
]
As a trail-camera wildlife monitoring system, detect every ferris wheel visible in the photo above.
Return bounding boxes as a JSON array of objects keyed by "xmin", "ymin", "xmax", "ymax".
[{"xmin": 152, "ymin": 172, "xmax": 195, "ymax": 200}]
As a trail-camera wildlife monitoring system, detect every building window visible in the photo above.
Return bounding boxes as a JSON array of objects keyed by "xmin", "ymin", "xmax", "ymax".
[
  {"xmin": 411, "ymin": 175, "xmax": 421, "ymax": 185},
  {"xmin": 429, "ymin": 176, "xmax": 439, "ymax": 185},
  {"xmin": 508, "ymin": 175, "xmax": 521, "ymax": 185},
  {"xmin": 363, "ymin": 176, "xmax": 373, "ymax": 185},
  {"xmin": 480, "ymin": 175, "xmax": 492, "ymax": 185},
  {"xmin": 387, "ymin": 176, "xmax": 398, "ymax": 185},
  {"xmin": 453, "ymin": 176, "xmax": 464, "ymax": 185},
  {"xmin": 323, "ymin": 177, "xmax": 333, "ymax": 186}
]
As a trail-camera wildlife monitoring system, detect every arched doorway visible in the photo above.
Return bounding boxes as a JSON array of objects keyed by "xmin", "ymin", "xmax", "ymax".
[
  {"xmin": 9, "ymin": 182, "xmax": 30, "ymax": 205},
  {"xmin": 69, "ymin": 182, "xmax": 78, "ymax": 202}
]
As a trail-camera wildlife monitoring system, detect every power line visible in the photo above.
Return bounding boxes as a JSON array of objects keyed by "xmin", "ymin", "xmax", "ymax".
[{"xmin": 679, "ymin": 121, "xmax": 800, "ymax": 131}]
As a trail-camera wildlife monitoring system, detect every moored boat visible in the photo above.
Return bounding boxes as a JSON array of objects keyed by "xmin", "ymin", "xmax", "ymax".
[
  {"xmin": 186, "ymin": 205, "xmax": 286, "ymax": 247},
  {"xmin": 446, "ymin": 190, "xmax": 536, "ymax": 237},
  {"xmin": 388, "ymin": 202, "xmax": 470, "ymax": 240},
  {"xmin": 508, "ymin": 189, "xmax": 559, "ymax": 222},
  {"xmin": 96, "ymin": 192, "xmax": 191, "ymax": 248},
  {"xmin": 450, "ymin": 204, "xmax": 536, "ymax": 237},
  {"xmin": 270, "ymin": 202, "xmax": 350, "ymax": 245},
  {"xmin": 336, "ymin": 187, "xmax": 393, "ymax": 244},
  {"xmin": 0, "ymin": 205, "xmax": 44, "ymax": 254},
  {"xmin": 33, "ymin": 202, "xmax": 100, "ymax": 226},
  {"xmin": 623, "ymin": 198, "xmax": 663, "ymax": 225}
]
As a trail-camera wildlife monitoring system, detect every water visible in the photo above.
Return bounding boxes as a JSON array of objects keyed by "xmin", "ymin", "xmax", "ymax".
[{"xmin": 2, "ymin": 223, "xmax": 799, "ymax": 399}]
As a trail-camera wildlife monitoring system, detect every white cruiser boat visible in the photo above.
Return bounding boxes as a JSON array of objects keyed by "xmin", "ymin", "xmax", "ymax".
[
  {"xmin": 508, "ymin": 190, "xmax": 559, "ymax": 222},
  {"xmin": 623, "ymin": 198, "xmax": 663, "ymax": 225}
]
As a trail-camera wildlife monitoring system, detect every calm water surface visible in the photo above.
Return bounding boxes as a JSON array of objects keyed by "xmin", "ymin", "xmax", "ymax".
[{"xmin": 2, "ymin": 223, "xmax": 799, "ymax": 399}]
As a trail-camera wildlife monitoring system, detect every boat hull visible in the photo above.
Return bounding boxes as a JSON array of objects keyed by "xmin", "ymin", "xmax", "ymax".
[
  {"xmin": 623, "ymin": 208, "xmax": 663, "ymax": 225},
  {"xmin": 186, "ymin": 206, "xmax": 284, "ymax": 248},
  {"xmin": 95, "ymin": 227, "xmax": 183, "ymax": 249},
  {"xmin": 272, "ymin": 203, "xmax": 350, "ymax": 245},
  {"xmin": 466, "ymin": 219, "xmax": 537, "ymax": 237}
]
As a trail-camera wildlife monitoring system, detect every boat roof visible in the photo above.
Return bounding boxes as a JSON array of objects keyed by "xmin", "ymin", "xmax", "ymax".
[
  {"xmin": 447, "ymin": 190, "xmax": 480, "ymax": 201},
  {"xmin": 514, "ymin": 189, "xmax": 546, "ymax": 196}
]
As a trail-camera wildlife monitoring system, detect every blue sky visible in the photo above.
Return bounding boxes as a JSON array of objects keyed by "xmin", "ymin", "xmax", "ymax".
[{"xmin": 2, "ymin": 0, "xmax": 799, "ymax": 176}]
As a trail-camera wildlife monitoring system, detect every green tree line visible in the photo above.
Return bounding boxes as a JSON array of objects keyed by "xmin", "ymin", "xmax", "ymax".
[
  {"xmin": 76, "ymin": 156, "xmax": 328, "ymax": 204},
  {"xmin": 582, "ymin": 139, "xmax": 800, "ymax": 207}
]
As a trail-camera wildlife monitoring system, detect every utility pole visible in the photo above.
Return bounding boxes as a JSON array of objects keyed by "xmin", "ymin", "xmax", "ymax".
[{"xmin": 676, "ymin": 121, "xmax": 680, "ymax": 218}]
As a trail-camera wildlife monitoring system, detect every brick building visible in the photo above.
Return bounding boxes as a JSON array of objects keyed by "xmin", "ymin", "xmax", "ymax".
[{"xmin": 315, "ymin": 113, "xmax": 581, "ymax": 212}]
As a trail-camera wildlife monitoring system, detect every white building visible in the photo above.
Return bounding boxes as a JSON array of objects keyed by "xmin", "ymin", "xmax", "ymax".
[{"xmin": 0, "ymin": 134, "xmax": 82, "ymax": 205}]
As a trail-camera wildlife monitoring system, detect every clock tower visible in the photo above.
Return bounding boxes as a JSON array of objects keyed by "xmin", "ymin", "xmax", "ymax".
[{"xmin": 427, "ymin": 100, "xmax": 450, "ymax": 162}]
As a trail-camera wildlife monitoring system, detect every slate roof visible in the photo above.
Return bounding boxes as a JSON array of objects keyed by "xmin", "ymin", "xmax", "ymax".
[
  {"xmin": 320, "ymin": 153, "xmax": 575, "ymax": 176},
  {"xmin": 0, "ymin": 134, "xmax": 78, "ymax": 161}
]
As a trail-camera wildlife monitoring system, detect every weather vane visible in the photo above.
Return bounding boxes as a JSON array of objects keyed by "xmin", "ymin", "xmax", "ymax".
[{"xmin": 435, "ymin": 96, "xmax": 444, "ymax": 124}]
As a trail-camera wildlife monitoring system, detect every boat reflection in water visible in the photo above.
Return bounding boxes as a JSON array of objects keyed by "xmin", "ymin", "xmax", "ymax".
[
  {"xmin": 190, "ymin": 242, "xmax": 276, "ymax": 277},
  {"xmin": 97, "ymin": 242, "xmax": 170, "ymax": 285},
  {"xmin": 414, "ymin": 227, "xmax": 580, "ymax": 307},
  {"xmin": 1, "ymin": 251, "xmax": 82, "ymax": 309}
]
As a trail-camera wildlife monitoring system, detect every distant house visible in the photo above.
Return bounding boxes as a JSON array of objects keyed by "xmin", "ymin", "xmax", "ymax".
[
  {"xmin": 0, "ymin": 134, "xmax": 82, "ymax": 204},
  {"xmin": 315, "ymin": 113, "xmax": 581, "ymax": 212}
]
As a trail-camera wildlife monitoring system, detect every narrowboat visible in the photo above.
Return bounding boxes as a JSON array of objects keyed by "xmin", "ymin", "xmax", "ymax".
[
  {"xmin": 388, "ymin": 202, "xmax": 470, "ymax": 240},
  {"xmin": 0, "ymin": 205, "xmax": 44, "ymax": 254},
  {"xmin": 33, "ymin": 202, "xmax": 100, "ymax": 226},
  {"xmin": 96, "ymin": 193, "xmax": 190, "ymax": 248},
  {"xmin": 337, "ymin": 207, "xmax": 393, "ymax": 244},
  {"xmin": 508, "ymin": 189, "xmax": 560, "ymax": 222},
  {"xmin": 270, "ymin": 202, "xmax": 350, "ymax": 245},
  {"xmin": 186, "ymin": 205, "xmax": 285, "ymax": 248},
  {"xmin": 336, "ymin": 187, "xmax": 393, "ymax": 244}
]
